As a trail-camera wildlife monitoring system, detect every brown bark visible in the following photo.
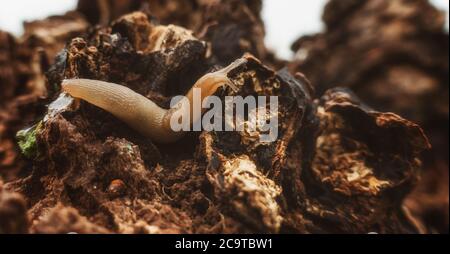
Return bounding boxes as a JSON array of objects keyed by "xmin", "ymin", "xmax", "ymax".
[
  {"xmin": 0, "ymin": 0, "xmax": 443, "ymax": 233},
  {"xmin": 290, "ymin": 0, "xmax": 449, "ymax": 233}
]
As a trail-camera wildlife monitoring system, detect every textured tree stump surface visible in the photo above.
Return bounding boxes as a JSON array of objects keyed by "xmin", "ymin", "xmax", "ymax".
[{"xmin": 0, "ymin": 0, "xmax": 447, "ymax": 234}]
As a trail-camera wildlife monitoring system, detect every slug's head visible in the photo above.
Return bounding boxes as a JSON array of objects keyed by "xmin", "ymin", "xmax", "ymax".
[{"xmin": 198, "ymin": 58, "xmax": 247, "ymax": 94}]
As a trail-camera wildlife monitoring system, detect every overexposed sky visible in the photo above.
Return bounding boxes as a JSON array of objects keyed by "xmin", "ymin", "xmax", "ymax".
[
  {"xmin": 0, "ymin": 0, "xmax": 77, "ymax": 35},
  {"xmin": 262, "ymin": 0, "xmax": 327, "ymax": 59},
  {"xmin": 262, "ymin": 0, "xmax": 449, "ymax": 59},
  {"xmin": 0, "ymin": 0, "xmax": 448, "ymax": 60}
]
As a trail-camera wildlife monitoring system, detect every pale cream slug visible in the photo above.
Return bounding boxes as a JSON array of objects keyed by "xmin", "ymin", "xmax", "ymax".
[{"xmin": 61, "ymin": 58, "xmax": 246, "ymax": 143}]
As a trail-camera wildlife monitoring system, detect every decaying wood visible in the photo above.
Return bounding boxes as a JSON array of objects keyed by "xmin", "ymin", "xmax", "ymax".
[
  {"xmin": 290, "ymin": 0, "xmax": 449, "ymax": 233},
  {"xmin": 0, "ymin": 0, "xmax": 446, "ymax": 233}
]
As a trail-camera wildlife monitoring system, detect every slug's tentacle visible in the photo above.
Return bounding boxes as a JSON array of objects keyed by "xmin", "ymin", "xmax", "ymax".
[{"xmin": 61, "ymin": 58, "xmax": 246, "ymax": 143}]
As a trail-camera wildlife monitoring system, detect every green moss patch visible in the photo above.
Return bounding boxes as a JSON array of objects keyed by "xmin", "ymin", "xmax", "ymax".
[{"xmin": 16, "ymin": 121, "xmax": 42, "ymax": 159}]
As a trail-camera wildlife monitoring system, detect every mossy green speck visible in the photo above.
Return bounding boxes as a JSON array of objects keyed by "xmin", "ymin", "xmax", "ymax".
[{"xmin": 16, "ymin": 121, "xmax": 42, "ymax": 159}]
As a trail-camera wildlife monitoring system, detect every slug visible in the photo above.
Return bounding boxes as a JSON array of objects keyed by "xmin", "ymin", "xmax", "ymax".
[{"xmin": 61, "ymin": 58, "xmax": 246, "ymax": 143}]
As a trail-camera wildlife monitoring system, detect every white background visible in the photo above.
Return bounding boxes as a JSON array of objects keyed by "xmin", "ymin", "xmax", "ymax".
[{"xmin": 0, "ymin": 0, "xmax": 448, "ymax": 60}]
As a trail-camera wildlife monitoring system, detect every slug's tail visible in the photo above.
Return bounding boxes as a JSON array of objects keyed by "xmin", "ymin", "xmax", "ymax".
[{"xmin": 61, "ymin": 79, "xmax": 146, "ymax": 124}]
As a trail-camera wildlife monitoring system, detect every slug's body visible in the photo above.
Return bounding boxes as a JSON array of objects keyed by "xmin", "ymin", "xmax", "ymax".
[{"xmin": 62, "ymin": 58, "xmax": 246, "ymax": 143}]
